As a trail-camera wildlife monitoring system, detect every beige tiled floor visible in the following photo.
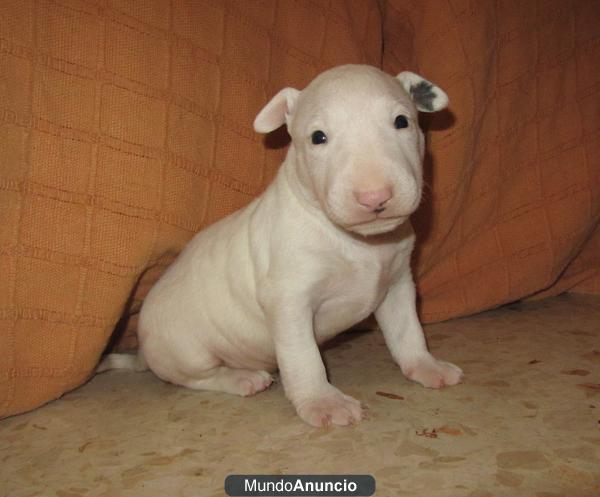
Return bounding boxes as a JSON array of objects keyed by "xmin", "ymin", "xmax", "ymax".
[{"xmin": 2, "ymin": 295, "xmax": 599, "ymax": 497}]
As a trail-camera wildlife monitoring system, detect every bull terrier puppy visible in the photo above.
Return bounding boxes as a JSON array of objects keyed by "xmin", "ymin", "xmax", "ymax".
[{"xmin": 98, "ymin": 65, "xmax": 462, "ymax": 427}]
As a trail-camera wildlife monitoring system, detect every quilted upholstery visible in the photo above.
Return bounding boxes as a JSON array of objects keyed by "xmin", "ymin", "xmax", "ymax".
[
  {"xmin": 0, "ymin": 0, "xmax": 598, "ymax": 417},
  {"xmin": 383, "ymin": 0, "xmax": 600, "ymax": 321},
  {"xmin": 0, "ymin": 0, "xmax": 382, "ymax": 417}
]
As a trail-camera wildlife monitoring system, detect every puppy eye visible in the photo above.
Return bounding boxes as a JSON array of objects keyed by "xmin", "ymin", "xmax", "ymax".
[
  {"xmin": 311, "ymin": 130, "xmax": 327, "ymax": 145},
  {"xmin": 394, "ymin": 115, "xmax": 409, "ymax": 129}
]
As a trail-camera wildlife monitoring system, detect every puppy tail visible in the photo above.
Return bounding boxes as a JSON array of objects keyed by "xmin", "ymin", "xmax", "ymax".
[{"xmin": 96, "ymin": 352, "xmax": 148, "ymax": 374}]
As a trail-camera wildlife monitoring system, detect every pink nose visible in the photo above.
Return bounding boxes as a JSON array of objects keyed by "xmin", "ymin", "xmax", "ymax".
[{"xmin": 354, "ymin": 187, "xmax": 393, "ymax": 211}]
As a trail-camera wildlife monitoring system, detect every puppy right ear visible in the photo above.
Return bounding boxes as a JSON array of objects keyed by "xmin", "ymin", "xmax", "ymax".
[{"xmin": 253, "ymin": 88, "xmax": 300, "ymax": 134}]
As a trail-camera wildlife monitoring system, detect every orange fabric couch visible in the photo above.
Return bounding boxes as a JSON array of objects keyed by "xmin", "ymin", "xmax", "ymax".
[
  {"xmin": 382, "ymin": 0, "xmax": 600, "ymax": 320},
  {"xmin": 1, "ymin": 0, "xmax": 598, "ymax": 418}
]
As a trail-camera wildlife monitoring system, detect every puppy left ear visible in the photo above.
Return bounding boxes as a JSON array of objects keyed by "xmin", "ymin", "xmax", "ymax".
[{"xmin": 396, "ymin": 71, "xmax": 449, "ymax": 112}]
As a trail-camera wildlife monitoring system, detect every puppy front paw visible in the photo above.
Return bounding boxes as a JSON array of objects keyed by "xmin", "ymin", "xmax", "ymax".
[
  {"xmin": 403, "ymin": 354, "xmax": 463, "ymax": 388},
  {"xmin": 295, "ymin": 387, "xmax": 363, "ymax": 427}
]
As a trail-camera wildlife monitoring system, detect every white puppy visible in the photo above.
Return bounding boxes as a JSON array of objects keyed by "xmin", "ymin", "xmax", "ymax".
[{"xmin": 98, "ymin": 65, "xmax": 462, "ymax": 427}]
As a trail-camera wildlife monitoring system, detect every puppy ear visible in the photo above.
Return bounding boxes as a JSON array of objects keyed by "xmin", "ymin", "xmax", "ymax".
[
  {"xmin": 253, "ymin": 88, "xmax": 300, "ymax": 133},
  {"xmin": 396, "ymin": 71, "xmax": 449, "ymax": 112}
]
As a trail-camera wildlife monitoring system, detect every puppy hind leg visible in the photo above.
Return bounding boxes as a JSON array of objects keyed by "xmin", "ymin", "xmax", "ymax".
[{"xmin": 181, "ymin": 367, "xmax": 273, "ymax": 397}]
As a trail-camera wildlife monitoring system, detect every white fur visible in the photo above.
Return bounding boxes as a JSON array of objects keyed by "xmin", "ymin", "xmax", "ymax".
[{"xmin": 98, "ymin": 65, "xmax": 461, "ymax": 427}]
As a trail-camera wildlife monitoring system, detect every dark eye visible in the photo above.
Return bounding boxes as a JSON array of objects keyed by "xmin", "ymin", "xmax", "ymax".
[
  {"xmin": 394, "ymin": 115, "xmax": 409, "ymax": 129},
  {"xmin": 311, "ymin": 130, "xmax": 327, "ymax": 145}
]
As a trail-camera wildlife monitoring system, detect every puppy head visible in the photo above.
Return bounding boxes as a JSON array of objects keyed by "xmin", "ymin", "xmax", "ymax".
[{"xmin": 254, "ymin": 65, "xmax": 448, "ymax": 236}]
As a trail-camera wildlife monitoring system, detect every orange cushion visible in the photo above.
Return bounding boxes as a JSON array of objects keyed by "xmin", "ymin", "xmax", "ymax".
[
  {"xmin": 0, "ymin": 0, "xmax": 382, "ymax": 417},
  {"xmin": 383, "ymin": 0, "xmax": 600, "ymax": 322}
]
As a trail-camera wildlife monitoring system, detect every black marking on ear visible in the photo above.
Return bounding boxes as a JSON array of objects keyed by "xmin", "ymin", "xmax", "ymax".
[{"xmin": 410, "ymin": 80, "xmax": 437, "ymax": 112}]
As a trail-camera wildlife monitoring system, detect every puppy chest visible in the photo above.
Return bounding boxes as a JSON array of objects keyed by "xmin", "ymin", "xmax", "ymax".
[{"xmin": 313, "ymin": 261, "xmax": 390, "ymax": 337}]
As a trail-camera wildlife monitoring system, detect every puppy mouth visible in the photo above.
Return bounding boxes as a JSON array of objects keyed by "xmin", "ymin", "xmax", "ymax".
[
  {"xmin": 323, "ymin": 199, "xmax": 411, "ymax": 236},
  {"xmin": 344, "ymin": 214, "xmax": 407, "ymax": 236}
]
